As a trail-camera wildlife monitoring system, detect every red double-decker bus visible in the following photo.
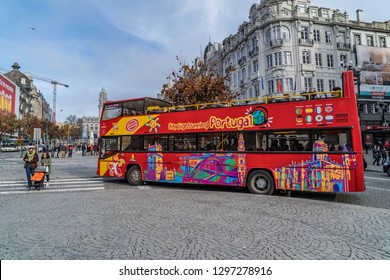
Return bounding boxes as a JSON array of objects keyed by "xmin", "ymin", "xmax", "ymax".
[{"xmin": 97, "ymin": 70, "xmax": 365, "ymax": 195}]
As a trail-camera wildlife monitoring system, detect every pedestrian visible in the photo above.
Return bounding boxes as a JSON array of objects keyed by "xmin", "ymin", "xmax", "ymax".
[
  {"xmin": 93, "ymin": 144, "xmax": 98, "ymax": 156},
  {"xmin": 381, "ymin": 148, "xmax": 388, "ymax": 165},
  {"xmin": 61, "ymin": 145, "xmax": 66, "ymax": 158},
  {"xmin": 372, "ymin": 145, "xmax": 381, "ymax": 166},
  {"xmin": 55, "ymin": 144, "xmax": 60, "ymax": 158},
  {"xmin": 23, "ymin": 146, "xmax": 39, "ymax": 187},
  {"xmin": 68, "ymin": 145, "xmax": 73, "ymax": 158},
  {"xmin": 40, "ymin": 151, "xmax": 51, "ymax": 187},
  {"xmin": 81, "ymin": 143, "xmax": 86, "ymax": 156}
]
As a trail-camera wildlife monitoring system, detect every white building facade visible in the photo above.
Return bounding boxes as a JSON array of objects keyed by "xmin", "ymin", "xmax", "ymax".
[{"xmin": 205, "ymin": 0, "xmax": 390, "ymax": 142}]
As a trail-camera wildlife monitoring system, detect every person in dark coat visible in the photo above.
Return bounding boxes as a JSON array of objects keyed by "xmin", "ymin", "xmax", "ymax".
[
  {"xmin": 23, "ymin": 147, "xmax": 39, "ymax": 187},
  {"xmin": 372, "ymin": 145, "xmax": 381, "ymax": 166}
]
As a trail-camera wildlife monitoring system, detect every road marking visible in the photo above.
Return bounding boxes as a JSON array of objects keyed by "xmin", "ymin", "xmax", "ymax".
[
  {"xmin": 0, "ymin": 187, "xmax": 105, "ymax": 195},
  {"xmin": 0, "ymin": 178, "xmax": 105, "ymax": 195},
  {"xmin": 367, "ymin": 187, "xmax": 390, "ymax": 192},
  {"xmin": 365, "ymin": 176, "xmax": 389, "ymax": 181}
]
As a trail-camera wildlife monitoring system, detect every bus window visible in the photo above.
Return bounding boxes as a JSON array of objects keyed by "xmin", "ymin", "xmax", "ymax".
[
  {"xmin": 267, "ymin": 131, "xmax": 310, "ymax": 151},
  {"xmin": 198, "ymin": 133, "xmax": 221, "ymax": 151},
  {"xmin": 122, "ymin": 135, "xmax": 144, "ymax": 151},
  {"xmin": 313, "ymin": 129, "xmax": 352, "ymax": 151},
  {"xmin": 169, "ymin": 135, "xmax": 196, "ymax": 151},
  {"xmin": 102, "ymin": 103, "xmax": 122, "ymax": 120},
  {"xmin": 122, "ymin": 100, "xmax": 145, "ymax": 116},
  {"xmin": 100, "ymin": 137, "xmax": 120, "ymax": 158},
  {"xmin": 144, "ymin": 135, "xmax": 168, "ymax": 151}
]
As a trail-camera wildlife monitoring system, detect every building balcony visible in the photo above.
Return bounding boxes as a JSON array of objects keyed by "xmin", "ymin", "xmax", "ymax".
[
  {"xmin": 337, "ymin": 42, "xmax": 351, "ymax": 50},
  {"xmin": 249, "ymin": 47, "xmax": 259, "ymax": 57},
  {"xmin": 299, "ymin": 38, "xmax": 314, "ymax": 46},
  {"xmin": 301, "ymin": 63, "xmax": 316, "ymax": 72},
  {"xmin": 238, "ymin": 56, "xmax": 247, "ymax": 65},
  {"xmin": 270, "ymin": 39, "xmax": 284, "ymax": 48}
]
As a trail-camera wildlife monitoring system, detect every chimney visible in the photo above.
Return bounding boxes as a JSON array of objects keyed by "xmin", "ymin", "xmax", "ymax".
[{"xmin": 356, "ymin": 9, "xmax": 363, "ymax": 22}]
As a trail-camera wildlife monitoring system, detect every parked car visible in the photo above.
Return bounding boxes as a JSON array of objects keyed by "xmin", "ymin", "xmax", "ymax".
[{"xmin": 383, "ymin": 161, "xmax": 390, "ymax": 177}]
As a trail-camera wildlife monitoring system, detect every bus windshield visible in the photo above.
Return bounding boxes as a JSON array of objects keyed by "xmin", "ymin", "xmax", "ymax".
[{"xmin": 101, "ymin": 98, "xmax": 172, "ymax": 121}]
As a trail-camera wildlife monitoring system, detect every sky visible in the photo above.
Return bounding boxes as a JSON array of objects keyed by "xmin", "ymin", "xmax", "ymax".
[{"xmin": 0, "ymin": 0, "xmax": 388, "ymax": 122}]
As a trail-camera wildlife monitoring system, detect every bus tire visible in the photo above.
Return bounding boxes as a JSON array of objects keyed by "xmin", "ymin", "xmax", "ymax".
[
  {"xmin": 247, "ymin": 170, "xmax": 275, "ymax": 195},
  {"xmin": 126, "ymin": 166, "xmax": 143, "ymax": 186}
]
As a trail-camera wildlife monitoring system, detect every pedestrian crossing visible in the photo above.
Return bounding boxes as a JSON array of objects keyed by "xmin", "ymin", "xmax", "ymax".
[{"xmin": 0, "ymin": 178, "xmax": 105, "ymax": 195}]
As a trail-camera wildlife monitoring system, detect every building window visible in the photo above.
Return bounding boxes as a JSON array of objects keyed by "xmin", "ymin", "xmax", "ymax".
[
  {"xmin": 327, "ymin": 54, "xmax": 334, "ymax": 68},
  {"xmin": 325, "ymin": 31, "xmax": 332, "ymax": 44},
  {"xmin": 302, "ymin": 50, "xmax": 311, "ymax": 64},
  {"xmin": 301, "ymin": 27, "xmax": 309, "ymax": 40},
  {"xmin": 265, "ymin": 29, "xmax": 271, "ymax": 44},
  {"xmin": 354, "ymin": 34, "xmax": 361, "ymax": 45},
  {"xmin": 242, "ymin": 68, "xmax": 246, "ymax": 80},
  {"xmin": 297, "ymin": 2, "xmax": 307, "ymax": 13},
  {"xmin": 322, "ymin": 10, "xmax": 329, "ymax": 18},
  {"xmin": 266, "ymin": 54, "xmax": 273, "ymax": 69},
  {"xmin": 254, "ymin": 84, "xmax": 260, "ymax": 97},
  {"xmin": 317, "ymin": 79, "xmax": 324, "ymax": 92},
  {"xmin": 340, "ymin": 54, "xmax": 347, "ymax": 68},
  {"xmin": 267, "ymin": 80, "xmax": 274, "ymax": 94},
  {"xmin": 274, "ymin": 52, "xmax": 282, "ymax": 66},
  {"xmin": 367, "ymin": 35, "xmax": 374, "ymax": 46},
  {"xmin": 304, "ymin": 78, "xmax": 313, "ymax": 92},
  {"xmin": 284, "ymin": 51, "xmax": 292, "ymax": 65},
  {"xmin": 273, "ymin": 26, "xmax": 281, "ymax": 40},
  {"xmin": 285, "ymin": 78, "xmax": 294, "ymax": 92},
  {"xmin": 253, "ymin": 59, "xmax": 259, "ymax": 72},
  {"xmin": 329, "ymin": 80, "xmax": 336, "ymax": 90},
  {"xmin": 313, "ymin": 30, "xmax": 321, "ymax": 42},
  {"xmin": 315, "ymin": 53, "xmax": 322, "ymax": 67},
  {"xmin": 379, "ymin": 37, "xmax": 386, "ymax": 48},
  {"xmin": 311, "ymin": 9, "xmax": 318, "ymax": 17}
]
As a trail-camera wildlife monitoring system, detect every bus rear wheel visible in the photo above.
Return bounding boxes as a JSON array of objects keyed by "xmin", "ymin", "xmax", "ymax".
[
  {"xmin": 126, "ymin": 166, "xmax": 143, "ymax": 186},
  {"xmin": 247, "ymin": 170, "xmax": 275, "ymax": 195}
]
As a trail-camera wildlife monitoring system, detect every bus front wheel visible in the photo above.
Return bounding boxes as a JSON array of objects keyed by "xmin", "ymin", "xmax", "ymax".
[
  {"xmin": 247, "ymin": 170, "xmax": 275, "ymax": 195},
  {"xmin": 126, "ymin": 166, "xmax": 143, "ymax": 186}
]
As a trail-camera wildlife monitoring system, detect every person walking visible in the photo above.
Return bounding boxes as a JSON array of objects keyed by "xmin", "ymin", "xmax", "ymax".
[
  {"xmin": 40, "ymin": 151, "xmax": 51, "ymax": 187},
  {"xmin": 81, "ymin": 143, "xmax": 86, "ymax": 156},
  {"xmin": 23, "ymin": 147, "xmax": 39, "ymax": 187},
  {"xmin": 381, "ymin": 148, "xmax": 388, "ymax": 165},
  {"xmin": 372, "ymin": 145, "xmax": 381, "ymax": 166}
]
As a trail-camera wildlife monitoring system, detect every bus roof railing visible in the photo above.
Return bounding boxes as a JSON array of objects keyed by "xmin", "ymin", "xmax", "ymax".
[{"xmin": 146, "ymin": 90, "xmax": 343, "ymax": 114}]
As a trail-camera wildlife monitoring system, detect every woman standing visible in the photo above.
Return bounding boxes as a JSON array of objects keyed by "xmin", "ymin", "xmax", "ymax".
[
  {"xmin": 23, "ymin": 147, "xmax": 39, "ymax": 187},
  {"xmin": 41, "ymin": 152, "xmax": 51, "ymax": 187},
  {"xmin": 372, "ymin": 145, "xmax": 381, "ymax": 166}
]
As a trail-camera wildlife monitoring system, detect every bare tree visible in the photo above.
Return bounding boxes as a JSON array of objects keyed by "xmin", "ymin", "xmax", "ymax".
[{"xmin": 160, "ymin": 56, "xmax": 236, "ymax": 106}]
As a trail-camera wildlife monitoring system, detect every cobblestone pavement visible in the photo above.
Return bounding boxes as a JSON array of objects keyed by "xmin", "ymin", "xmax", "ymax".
[{"xmin": 0, "ymin": 187, "xmax": 389, "ymax": 260}]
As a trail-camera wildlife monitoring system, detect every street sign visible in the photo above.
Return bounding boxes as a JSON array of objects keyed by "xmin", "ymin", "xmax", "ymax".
[{"xmin": 33, "ymin": 128, "xmax": 41, "ymax": 142}]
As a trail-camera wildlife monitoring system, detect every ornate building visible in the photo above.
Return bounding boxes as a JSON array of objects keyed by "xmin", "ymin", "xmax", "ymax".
[
  {"xmin": 203, "ymin": 0, "xmax": 390, "ymax": 143},
  {"xmin": 4, "ymin": 63, "xmax": 51, "ymax": 121}
]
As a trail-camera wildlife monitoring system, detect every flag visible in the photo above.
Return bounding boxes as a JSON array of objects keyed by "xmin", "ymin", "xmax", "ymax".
[
  {"xmin": 261, "ymin": 76, "xmax": 264, "ymax": 91},
  {"xmin": 277, "ymin": 80, "xmax": 283, "ymax": 92}
]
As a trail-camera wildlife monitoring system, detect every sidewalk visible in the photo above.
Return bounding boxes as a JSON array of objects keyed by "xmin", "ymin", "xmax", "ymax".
[{"xmin": 364, "ymin": 150, "xmax": 387, "ymax": 173}]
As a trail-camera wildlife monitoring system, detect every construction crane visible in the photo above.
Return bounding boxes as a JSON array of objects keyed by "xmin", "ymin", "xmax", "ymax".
[{"xmin": 29, "ymin": 74, "xmax": 69, "ymax": 123}]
